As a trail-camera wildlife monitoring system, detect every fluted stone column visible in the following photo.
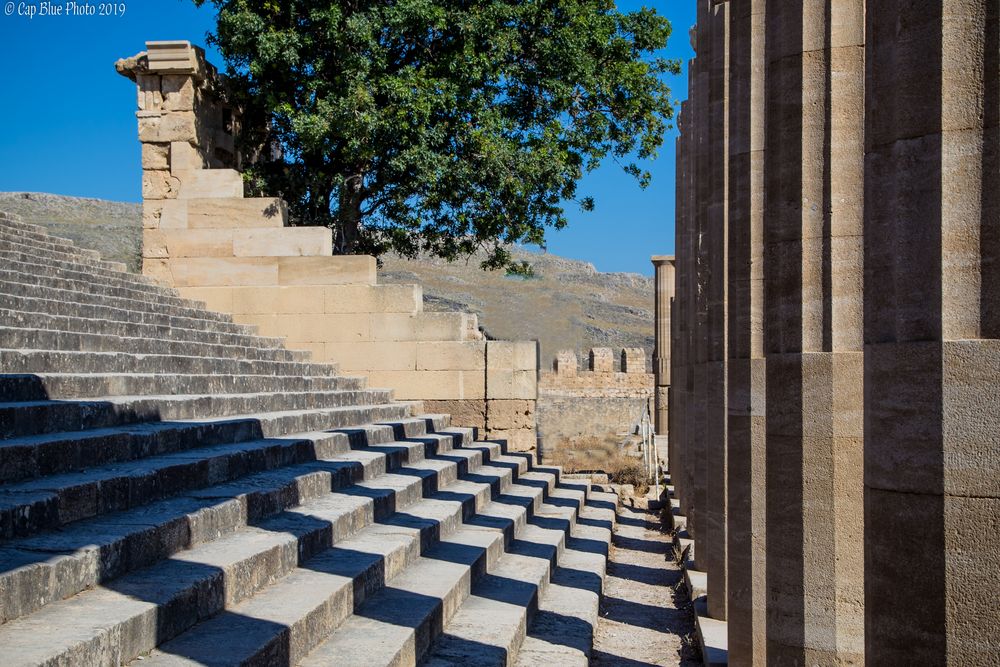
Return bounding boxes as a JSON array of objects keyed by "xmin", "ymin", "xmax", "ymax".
[
  {"xmin": 726, "ymin": 0, "xmax": 766, "ymax": 661},
  {"xmin": 763, "ymin": 0, "xmax": 865, "ymax": 663},
  {"xmin": 691, "ymin": 0, "xmax": 712, "ymax": 546},
  {"xmin": 652, "ymin": 256, "xmax": 675, "ymax": 436},
  {"xmin": 703, "ymin": 0, "xmax": 731, "ymax": 621},
  {"xmin": 864, "ymin": 2, "xmax": 999, "ymax": 663}
]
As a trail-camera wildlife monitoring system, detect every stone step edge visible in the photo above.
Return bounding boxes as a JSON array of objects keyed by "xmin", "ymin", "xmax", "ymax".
[
  {"xmin": 298, "ymin": 474, "xmax": 588, "ymax": 667},
  {"xmin": 667, "ymin": 480, "xmax": 728, "ymax": 667},
  {"xmin": 0, "ymin": 436, "xmax": 536, "ymax": 665},
  {"xmin": 134, "ymin": 459, "xmax": 560, "ymax": 666},
  {"xmin": 0, "ymin": 417, "xmax": 464, "ymax": 624}
]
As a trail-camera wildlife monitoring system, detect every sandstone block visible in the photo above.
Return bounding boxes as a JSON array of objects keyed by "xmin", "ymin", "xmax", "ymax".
[
  {"xmin": 170, "ymin": 142, "xmax": 204, "ymax": 171},
  {"xmin": 138, "ymin": 112, "xmax": 197, "ymax": 144},
  {"xmin": 366, "ymin": 370, "xmax": 464, "ymax": 400},
  {"xmin": 175, "ymin": 169, "xmax": 244, "ymax": 199},
  {"xmin": 416, "ymin": 341, "xmax": 487, "ymax": 371},
  {"xmin": 485, "ymin": 428, "xmax": 537, "ymax": 453},
  {"xmin": 486, "ymin": 399, "xmax": 535, "ymax": 430},
  {"xmin": 422, "ymin": 399, "xmax": 487, "ymax": 430},
  {"xmin": 165, "ymin": 257, "xmax": 278, "ymax": 287},
  {"xmin": 141, "ymin": 143, "xmax": 170, "ymax": 170},
  {"xmin": 161, "ymin": 75, "xmax": 195, "ymax": 111},
  {"xmin": 176, "ymin": 287, "xmax": 234, "ymax": 313},
  {"xmin": 487, "ymin": 369, "xmax": 538, "ymax": 400},
  {"xmin": 371, "ymin": 312, "xmax": 468, "ymax": 342},
  {"xmin": 554, "ymin": 350, "xmax": 578, "ymax": 377},
  {"xmin": 146, "ymin": 229, "xmax": 235, "ymax": 258},
  {"xmin": 156, "ymin": 199, "xmax": 188, "ymax": 229},
  {"xmin": 589, "ymin": 347, "xmax": 615, "ymax": 373},
  {"xmin": 142, "ymin": 202, "xmax": 163, "ymax": 230},
  {"xmin": 187, "ymin": 198, "xmax": 287, "ymax": 229},
  {"xmin": 233, "ymin": 227, "xmax": 333, "ymax": 258},
  {"xmin": 227, "ymin": 286, "xmax": 325, "ymax": 315},
  {"xmin": 267, "ymin": 313, "xmax": 371, "ymax": 344},
  {"xmin": 621, "ymin": 347, "xmax": 646, "ymax": 374},
  {"xmin": 324, "ymin": 285, "xmax": 421, "ymax": 315},
  {"xmin": 142, "ymin": 170, "xmax": 180, "ymax": 200},
  {"xmin": 325, "ymin": 341, "xmax": 418, "ymax": 372},
  {"xmin": 277, "ymin": 256, "xmax": 376, "ymax": 286}
]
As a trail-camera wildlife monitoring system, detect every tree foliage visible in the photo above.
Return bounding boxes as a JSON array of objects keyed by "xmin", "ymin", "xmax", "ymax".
[{"xmin": 194, "ymin": 0, "xmax": 678, "ymax": 272}]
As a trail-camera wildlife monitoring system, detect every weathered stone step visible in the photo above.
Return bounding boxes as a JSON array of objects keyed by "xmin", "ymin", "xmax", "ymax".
[
  {"xmin": 0, "ymin": 371, "xmax": 362, "ymax": 402},
  {"xmin": 0, "ymin": 264, "xmax": 201, "ymax": 311},
  {"xmin": 128, "ymin": 465, "xmax": 552, "ymax": 666},
  {"xmin": 0, "ymin": 348, "xmax": 338, "ymax": 378},
  {"xmin": 298, "ymin": 473, "xmax": 582, "ymax": 667},
  {"xmin": 0, "ymin": 403, "xmax": 409, "ymax": 539},
  {"xmin": 0, "ymin": 307, "xmax": 290, "ymax": 352},
  {"xmin": 511, "ymin": 494, "xmax": 618, "ymax": 667},
  {"xmin": 0, "ymin": 429, "xmax": 519, "ymax": 665},
  {"xmin": 0, "ymin": 275, "xmax": 248, "ymax": 327},
  {"xmin": 0, "ymin": 232, "xmax": 102, "ymax": 263},
  {"xmin": 0, "ymin": 213, "xmax": 58, "ymax": 238},
  {"xmin": 0, "ymin": 418, "xmax": 460, "ymax": 625},
  {"xmin": 0, "ymin": 242, "xmax": 155, "ymax": 287},
  {"xmin": 0, "ymin": 326, "xmax": 309, "ymax": 366},
  {"xmin": 1, "ymin": 292, "xmax": 256, "ymax": 337},
  {"xmin": 0, "ymin": 387, "xmax": 395, "ymax": 439},
  {"xmin": 0, "ymin": 251, "xmax": 182, "ymax": 301}
]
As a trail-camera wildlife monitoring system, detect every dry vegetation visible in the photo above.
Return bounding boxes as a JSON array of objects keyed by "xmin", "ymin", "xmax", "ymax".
[{"xmin": 547, "ymin": 436, "xmax": 651, "ymax": 496}]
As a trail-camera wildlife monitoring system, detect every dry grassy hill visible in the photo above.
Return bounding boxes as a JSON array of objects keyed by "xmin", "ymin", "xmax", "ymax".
[{"xmin": 0, "ymin": 192, "xmax": 653, "ymax": 366}]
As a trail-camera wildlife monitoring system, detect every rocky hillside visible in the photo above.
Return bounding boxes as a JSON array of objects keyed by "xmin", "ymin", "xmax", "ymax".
[{"xmin": 0, "ymin": 192, "xmax": 653, "ymax": 367}]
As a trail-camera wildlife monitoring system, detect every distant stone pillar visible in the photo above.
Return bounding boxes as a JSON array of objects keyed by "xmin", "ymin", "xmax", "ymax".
[
  {"xmin": 763, "ymin": 1, "xmax": 865, "ymax": 663},
  {"xmin": 864, "ymin": 2, "xmax": 999, "ymax": 663},
  {"xmin": 726, "ymin": 0, "xmax": 766, "ymax": 662},
  {"xmin": 703, "ymin": 0, "xmax": 731, "ymax": 622},
  {"xmin": 652, "ymin": 256, "xmax": 675, "ymax": 435}
]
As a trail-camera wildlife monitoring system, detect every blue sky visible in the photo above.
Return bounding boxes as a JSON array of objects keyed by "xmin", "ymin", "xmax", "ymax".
[{"xmin": 0, "ymin": 0, "xmax": 695, "ymax": 275}]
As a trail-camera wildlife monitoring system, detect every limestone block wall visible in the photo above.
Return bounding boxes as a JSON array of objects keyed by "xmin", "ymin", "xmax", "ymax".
[
  {"xmin": 537, "ymin": 348, "xmax": 654, "ymax": 459},
  {"xmin": 118, "ymin": 40, "xmax": 539, "ymax": 453},
  {"xmin": 670, "ymin": 2, "xmax": 998, "ymax": 665}
]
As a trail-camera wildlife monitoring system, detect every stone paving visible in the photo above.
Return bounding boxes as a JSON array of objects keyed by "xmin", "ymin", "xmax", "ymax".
[{"xmin": 592, "ymin": 501, "xmax": 701, "ymax": 666}]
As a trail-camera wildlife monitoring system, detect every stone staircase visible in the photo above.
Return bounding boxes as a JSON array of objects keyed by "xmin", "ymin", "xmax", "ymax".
[{"xmin": 0, "ymin": 210, "xmax": 617, "ymax": 666}]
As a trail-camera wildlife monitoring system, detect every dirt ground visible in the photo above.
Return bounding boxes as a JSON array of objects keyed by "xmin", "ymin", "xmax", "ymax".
[{"xmin": 592, "ymin": 501, "xmax": 702, "ymax": 666}]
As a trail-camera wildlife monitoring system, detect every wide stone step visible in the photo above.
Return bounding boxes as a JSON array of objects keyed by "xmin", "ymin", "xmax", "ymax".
[
  {"xmin": 0, "ymin": 387, "xmax": 396, "ymax": 439},
  {"xmin": 0, "ymin": 292, "xmax": 256, "ymax": 337},
  {"xmin": 0, "ymin": 404, "xmax": 418, "ymax": 539},
  {"xmin": 0, "ymin": 371, "xmax": 363, "ymax": 402},
  {"xmin": 0, "ymin": 348, "xmax": 337, "ymax": 377},
  {"xmin": 0, "ymin": 308, "xmax": 290, "ymax": 352},
  {"xmin": 0, "ymin": 429, "xmax": 521, "ymax": 665},
  {"xmin": 297, "ymin": 472, "xmax": 581, "ymax": 667},
  {"xmin": 0, "ymin": 251, "xmax": 180, "ymax": 301},
  {"xmin": 0, "ymin": 231, "xmax": 101, "ymax": 262},
  {"xmin": 0, "ymin": 242, "xmax": 153, "ymax": 287},
  {"xmin": 128, "ymin": 462, "xmax": 550, "ymax": 666},
  {"xmin": 511, "ymin": 493, "xmax": 619, "ymax": 667},
  {"xmin": 0, "ymin": 417, "xmax": 459, "ymax": 625},
  {"xmin": 0, "ymin": 326, "xmax": 309, "ymax": 366},
  {"xmin": 0, "ymin": 407, "xmax": 432, "ymax": 486},
  {"xmin": 0, "ymin": 264, "xmax": 201, "ymax": 311},
  {"xmin": 0, "ymin": 276, "xmax": 247, "ymax": 327}
]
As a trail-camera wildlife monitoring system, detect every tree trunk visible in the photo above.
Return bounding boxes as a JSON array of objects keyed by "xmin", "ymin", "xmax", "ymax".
[{"xmin": 336, "ymin": 177, "xmax": 363, "ymax": 254}]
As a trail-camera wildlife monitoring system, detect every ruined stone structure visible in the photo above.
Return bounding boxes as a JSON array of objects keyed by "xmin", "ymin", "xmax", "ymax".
[
  {"xmin": 116, "ymin": 40, "xmax": 538, "ymax": 455},
  {"xmin": 537, "ymin": 348, "xmax": 654, "ymax": 459},
  {"xmin": 668, "ymin": 1, "xmax": 998, "ymax": 664}
]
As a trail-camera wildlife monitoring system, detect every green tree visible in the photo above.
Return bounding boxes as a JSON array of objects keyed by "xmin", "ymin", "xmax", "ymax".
[{"xmin": 194, "ymin": 0, "xmax": 678, "ymax": 272}]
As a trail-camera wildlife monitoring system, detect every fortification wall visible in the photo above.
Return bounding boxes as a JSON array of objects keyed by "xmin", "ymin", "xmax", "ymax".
[
  {"xmin": 537, "ymin": 347, "xmax": 653, "ymax": 459},
  {"xmin": 117, "ymin": 40, "xmax": 538, "ymax": 453}
]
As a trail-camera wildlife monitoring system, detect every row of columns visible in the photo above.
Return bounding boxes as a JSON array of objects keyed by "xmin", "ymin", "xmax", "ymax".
[{"xmin": 668, "ymin": 0, "xmax": 998, "ymax": 664}]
